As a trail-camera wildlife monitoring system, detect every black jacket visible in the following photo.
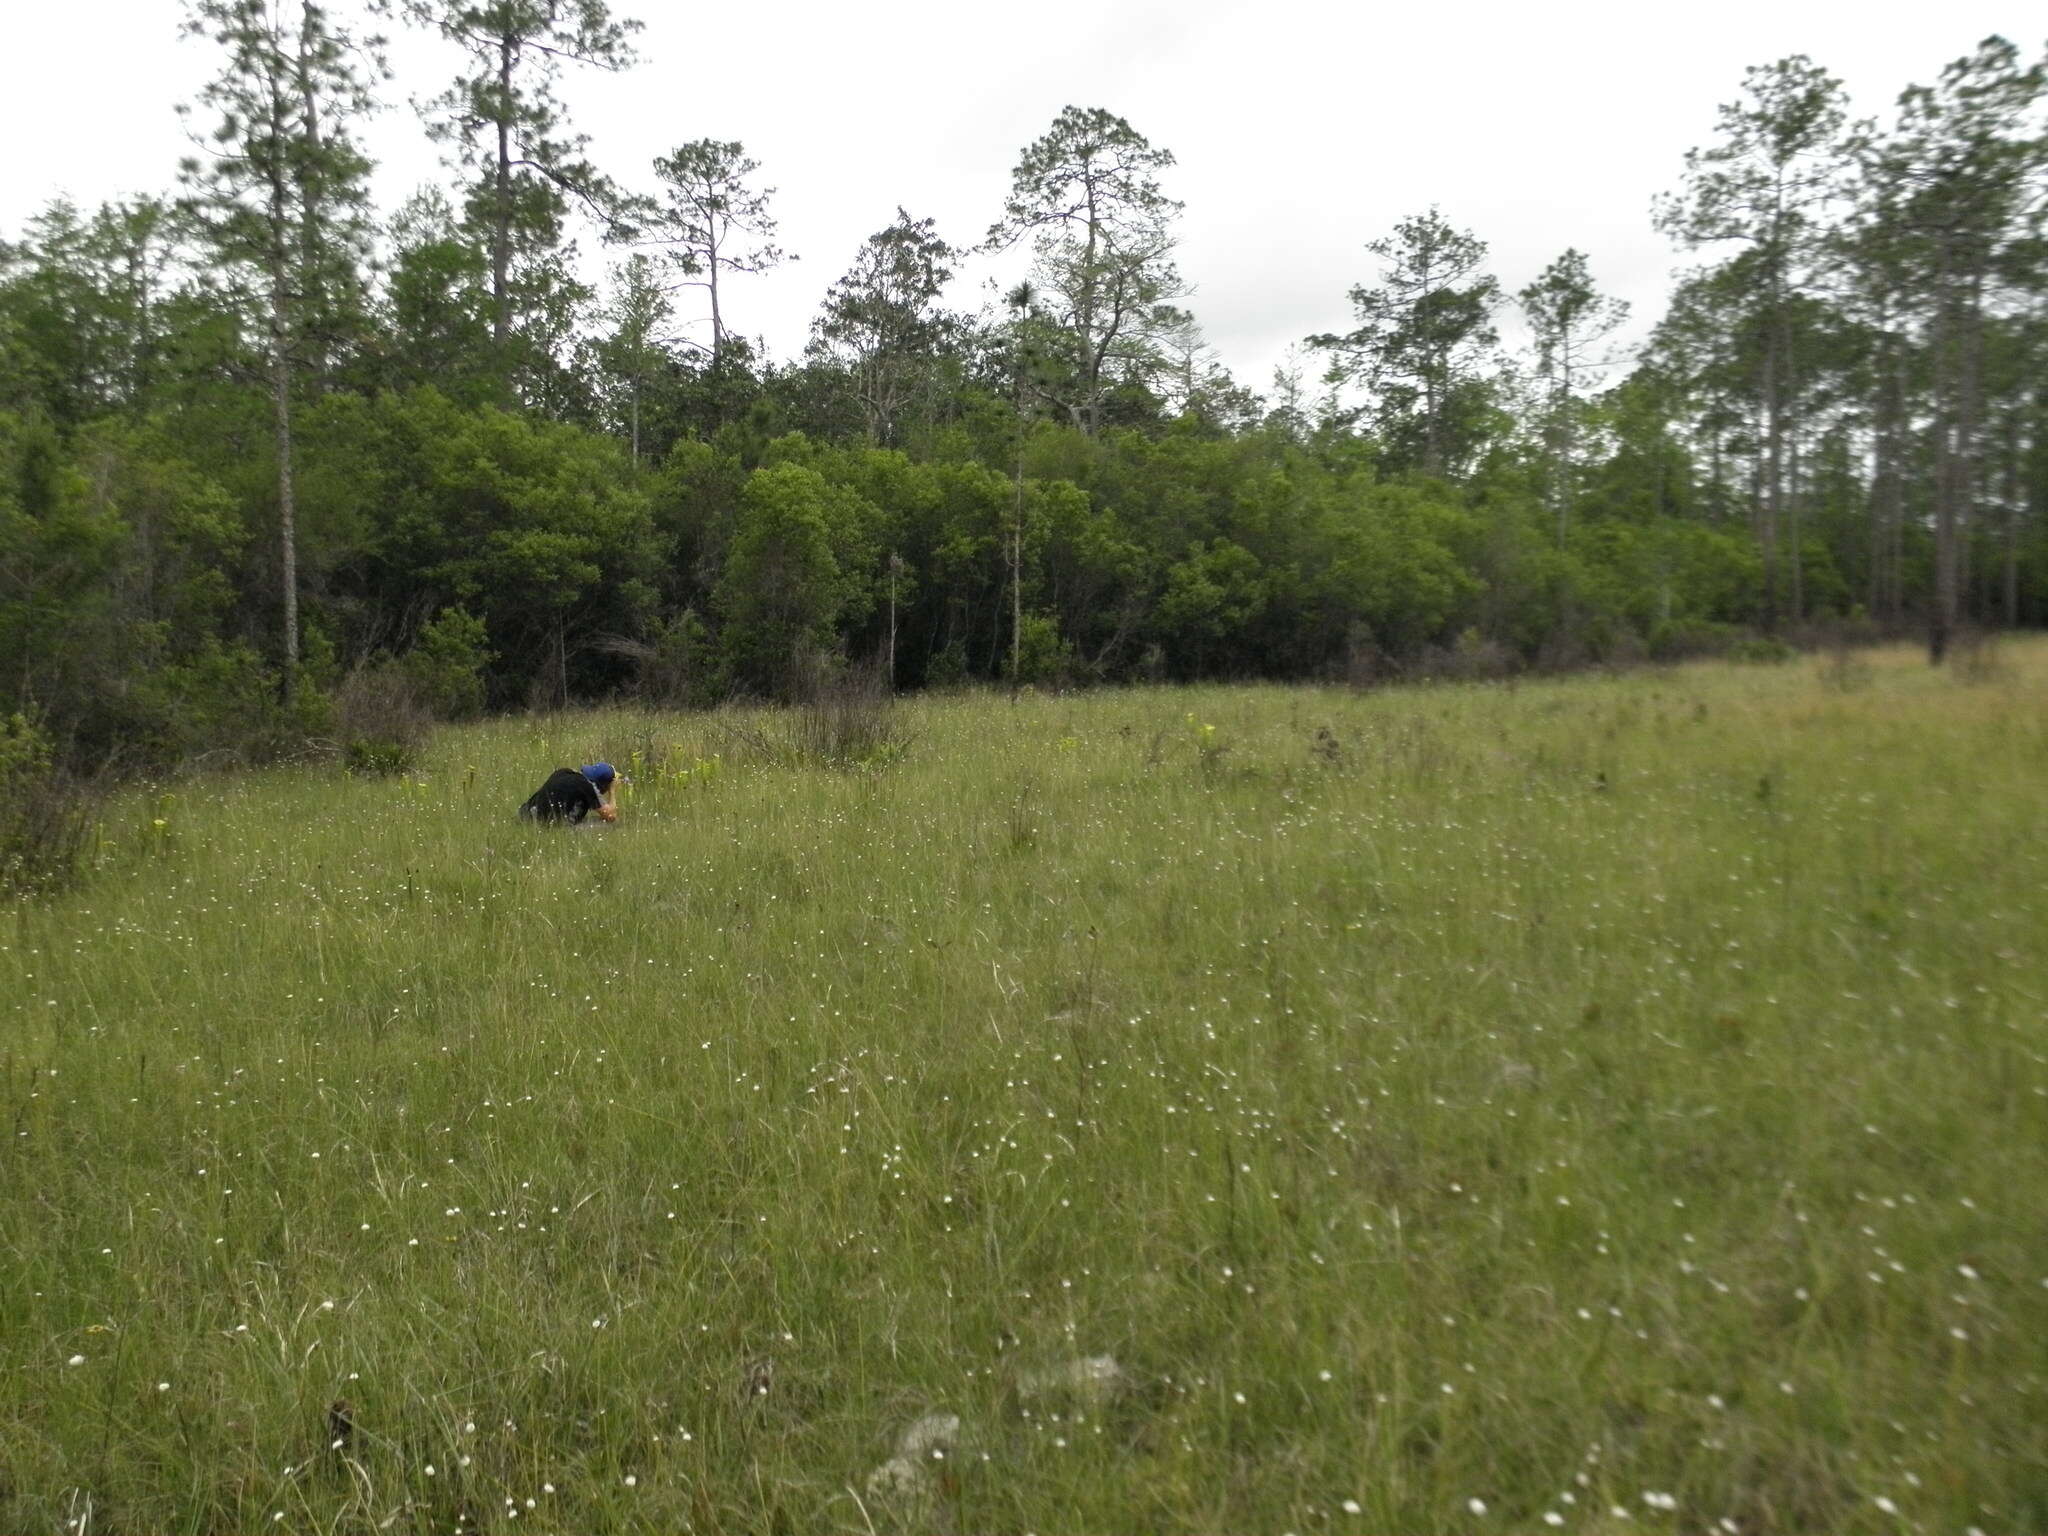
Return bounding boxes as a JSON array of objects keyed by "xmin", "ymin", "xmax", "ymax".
[{"xmin": 519, "ymin": 767, "xmax": 603, "ymax": 824}]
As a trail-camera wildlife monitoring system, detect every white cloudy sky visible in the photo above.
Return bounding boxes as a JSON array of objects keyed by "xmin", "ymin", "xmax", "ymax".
[{"xmin": 6, "ymin": 0, "xmax": 2039, "ymax": 394}]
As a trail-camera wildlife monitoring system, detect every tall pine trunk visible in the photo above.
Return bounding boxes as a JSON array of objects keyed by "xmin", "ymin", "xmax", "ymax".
[
  {"xmin": 491, "ymin": 36, "xmax": 515, "ymax": 370},
  {"xmin": 1957, "ymin": 269, "xmax": 1986, "ymax": 626},
  {"xmin": 1787, "ymin": 423, "xmax": 1804, "ymax": 624},
  {"xmin": 1551, "ymin": 338, "xmax": 1577, "ymax": 547},
  {"xmin": 1929, "ymin": 239, "xmax": 1962, "ymax": 663},
  {"xmin": 295, "ymin": 12, "xmax": 327, "ymax": 393},
  {"xmin": 1868, "ymin": 330, "xmax": 1906, "ymax": 624},
  {"xmin": 2002, "ymin": 414, "xmax": 2021, "ymax": 627},
  {"xmin": 270, "ymin": 217, "xmax": 298, "ymax": 707},
  {"xmin": 886, "ymin": 555, "xmax": 899, "ymax": 688},
  {"xmin": 1076, "ymin": 182, "xmax": 1099, "ymax": 436},
  {"xmin": 1011, "ymin": 352, "xmax": 1032, "ymax": 689},
  {"xmin": 267, "ymin": 77, "xmax": 299, "ymax": 710},
  {"xmin": 1759, "ymin": 312, "xmax": 1783, "ymax": 634},
  {"xmin": 707, "ymin": 239, "xmax": 723, "ymax": 373}
]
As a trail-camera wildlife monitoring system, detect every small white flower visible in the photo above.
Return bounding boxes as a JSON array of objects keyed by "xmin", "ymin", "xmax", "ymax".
[
  {"xmin": 1468, "ymin": 1497, "xmax": 1488, "ymax": 1515},
  {"xmin": 623, "ymin": 1474, "xmax": 637, "ymax": 1487},
  {"xmin": 67, "ymin": 1355, "xmax": 85, "ymax": 1367},
  {"xmin": 1873, "ymin": 1495, "xmax": 1899, "ymax": 1516},
  {"xmin": 1341, "ymin": 1499, "xmax": 1361, "ymax": 1515}
]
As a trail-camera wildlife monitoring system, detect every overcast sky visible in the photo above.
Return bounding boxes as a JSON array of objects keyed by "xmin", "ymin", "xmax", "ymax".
[{"xmin": 6, "ymin": 0, "xmax": 2040, "ymax": 397}]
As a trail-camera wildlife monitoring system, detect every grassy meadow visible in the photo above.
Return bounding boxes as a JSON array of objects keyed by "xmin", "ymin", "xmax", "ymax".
[{"xmin": 3, "ymin": 642, "xmax": 2046, "ymax": 1535}]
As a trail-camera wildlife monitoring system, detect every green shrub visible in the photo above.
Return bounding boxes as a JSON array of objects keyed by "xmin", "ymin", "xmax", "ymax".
[
  {"xmin": 1729, "ymin": 636, "xmax": 1797, "ymax": 664},
  {"xmin": 925, "ymin": 640, "xmax": 970, "ymax": 689},
  {"xmin": 0, "ymin": 713, "xmax": 96, "ymax": 899},
  {"xmin": 1647, "ymin": 617, "xmax": 1743, "ymax": 662},
  {"xmin": 1012, "ymin": 612, "xmax": 1075, "ymax": 686},
  {"xmin": 1818, "ymin": 648, "xmax": 1874, "ymax": 692},
  {"xmin": 332, "ymin": 665, "xmax": 433, "ymax": 777},
  {"xmin": 640, "ymin": 608, "xmax": 722, "ymax": 708},
  {"xmin": 1950, "ymin": 630, "xmax": 2009, "ymax": 685},
  {"xmin": 1415, "ymin": 626, "xmax": 1518, "ymax": 682},
  {"xmin": 342, "ymin": 738, "xmax": 419, "ymax": 777},
  {"xmin": 792, "ymin": 664, "xmax": 909, "ymax": 769},
  {"xmin": 401, "ymin": 607, "xmax": 493, "ymax": 720},
  {"xmin": 129, "ymin": 641, "xmax": 306, "ymax": 768}
]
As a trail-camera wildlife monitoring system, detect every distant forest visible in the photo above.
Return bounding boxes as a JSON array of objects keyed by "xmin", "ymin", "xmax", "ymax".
[{"xmin": 3, "ymin": 2, "xmax": 2044, "ymax": 771}]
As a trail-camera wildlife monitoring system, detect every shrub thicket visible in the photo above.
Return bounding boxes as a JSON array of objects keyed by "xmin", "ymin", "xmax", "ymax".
[{"xmin": 0, "ymin": 714, "xmax": 96, "ymax": 898}]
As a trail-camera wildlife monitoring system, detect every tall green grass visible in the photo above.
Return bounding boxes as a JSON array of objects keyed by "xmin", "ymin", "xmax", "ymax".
[{"xmin": 3, "ymin": 644, "xmax": 2044, "ymax": 1534}]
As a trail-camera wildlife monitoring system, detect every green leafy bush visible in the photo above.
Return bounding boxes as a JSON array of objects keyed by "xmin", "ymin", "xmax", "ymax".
[
  {"xmin": 1648, "ymin": 617, "xmax": 1744, "ymax": 662},
  {"xmin": 791, "ymin": 664, "xmax": 908, "ymax": 769},
  {"xmin": 1012, "ymin": 612, "xmax": 1074, "ymax": 686},
  {"xmin": 1729, "ymin": 636, "xmax": 1797, "ymax": 664},
  {"xmin": 639, "ymin": 608, "xmax": 721, "ymax": 708},
  {"xmin": 332, "ymin": 665, "xmax": 432, "ymax": 777},
  {"xmin": 0, "ymin": 713, "xmax": 96, "ymax": 899},
  {"xmin": 401, "ymin": 607, "xmax": 493, "ymax": 720}
]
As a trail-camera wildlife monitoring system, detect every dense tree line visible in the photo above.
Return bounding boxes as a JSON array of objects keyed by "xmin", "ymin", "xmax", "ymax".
[{"xmin": 2, "ymin": 3, "xmax": 2044, "ymax": 770}]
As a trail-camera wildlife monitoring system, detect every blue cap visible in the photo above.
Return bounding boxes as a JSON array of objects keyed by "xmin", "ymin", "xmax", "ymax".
[{"xmin": 581, "ymin": 762, "xmax": 616, "ymax": 788}]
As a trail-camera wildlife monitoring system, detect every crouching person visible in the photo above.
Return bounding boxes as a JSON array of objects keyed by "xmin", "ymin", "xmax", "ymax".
[{"xmin": 519, "ymin": 762, "xmax": 621, "ymax": 825}]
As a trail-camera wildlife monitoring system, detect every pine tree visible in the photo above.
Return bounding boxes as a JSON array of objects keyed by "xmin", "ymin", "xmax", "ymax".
[
  {"xmin": 594, "ymin": 253, "xmax": 672, "ymax": 464},
  {"xmin": 396, "ymin": 0, "xmax": 641, "ymax": 402},
  {"xmin": 988, "ymin": 107, "xmax": 1187, "ymax": 436},
  {"xmin": 1856, "ymin": 37, "xmax": 2046, "ymax": 660},
  {"xmin": 809, "ymin": 209, "xmax": 956, "ymax": 446},
  {"xmin": 1656, "ymin": 56, "xmax": 1850, "ymax": 632},
  {"xmin": 1311, "ymin": 208, "xmax": 1502, "ymax": 477},
  {"xmin": 647, "ymin": 138, "xmax": 787, "ymax": 396},
  {"xmin": 1519, "ymin": 248, "xmax": 1631, "ymax": 542},
  {"xmin": 179, "ymin": 0, "xmax": 381, "ymax": 703}
]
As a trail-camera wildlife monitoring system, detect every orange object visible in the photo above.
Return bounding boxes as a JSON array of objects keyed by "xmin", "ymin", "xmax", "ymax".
[{"xmin": 598, "ymin": 804, "xmax": 618, "ymax": 823}]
